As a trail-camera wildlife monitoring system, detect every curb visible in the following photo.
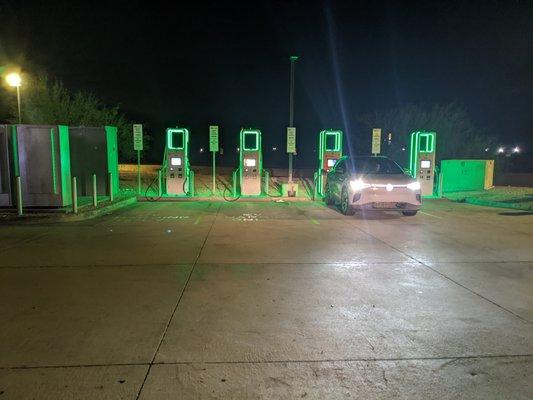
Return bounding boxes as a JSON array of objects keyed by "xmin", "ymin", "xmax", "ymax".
[
  {"xmin": 0, "ymin": 195, "xmax": 138, "ymax": 225},
  {"xmin": 451, "ymin": 197, "xmax": 532, "ymax": 212}
]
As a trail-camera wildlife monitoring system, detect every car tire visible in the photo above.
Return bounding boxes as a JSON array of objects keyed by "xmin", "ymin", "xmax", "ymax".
[
  {"xmin": 402, "ymin": 210, "xmax": 418, "ymax": 216},
  {"xmin": 324, "ymin": 184, "xmax": 334, "ymax": 205},
  {"xmin": 340, "ymin": 188, "xmax": 355, "ymax": 216}
]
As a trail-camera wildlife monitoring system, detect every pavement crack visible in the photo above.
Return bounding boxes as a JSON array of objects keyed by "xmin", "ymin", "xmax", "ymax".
[
  {"xmin": 134, "ymin": 202, "xmax": 222, "ymax": 400},
  {"xmin": 341, "ymin": 217, "xmax": 533, "ymax": 326}
]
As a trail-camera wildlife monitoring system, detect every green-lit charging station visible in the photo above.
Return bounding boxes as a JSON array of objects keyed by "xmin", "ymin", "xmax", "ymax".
[
  {"xmin": 315, "ymin": 129, "xmax": 343, "ymax": 197},
  {"xmin": 238, "ymin": 128, "xmax": 262, "ymax": 196},
  {"xmin": 409, "ymin": 131, "xmax": 437, "ymax": 197},
  {"xmin": 165, "ymin": 127, "xmax": 193, "ymax": 196}
]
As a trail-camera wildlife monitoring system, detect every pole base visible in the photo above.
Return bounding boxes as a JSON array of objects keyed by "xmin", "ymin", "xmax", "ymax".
[{"xmin": 281, "ymin": 183, "xmax": 299, "ymax": 198}]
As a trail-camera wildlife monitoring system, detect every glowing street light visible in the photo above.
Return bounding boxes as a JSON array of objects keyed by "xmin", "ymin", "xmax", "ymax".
[
  {"xmin": 512, "ymin": 146, "xmax": 520, "ymax": 154},
  {"xmin": 5, "ymin": 72, "xmax": 22, "ymax": 123},
  {"xmin": 6, "ymin": 72, "xmax": 21, "ymax": 87},
  {"xmin": 497, "ymin": 147, "xmax": 505, "ymax": 154}
]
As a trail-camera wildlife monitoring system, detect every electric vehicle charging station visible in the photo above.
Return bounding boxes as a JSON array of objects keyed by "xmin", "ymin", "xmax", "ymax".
[
  {"xmin": 165, "ymin": 127, "xmax": 193, "ymax": 196},
  {"xmin": 409, "ymin": 131, "xmax": 437, "ymax": 197},
  {"xmin": 238, "ymin": 128, "xmax": 262, "ymax": 196},
  {"xmin": 315, "ymin": 129, "xmax": 343, "ymax": 197}
]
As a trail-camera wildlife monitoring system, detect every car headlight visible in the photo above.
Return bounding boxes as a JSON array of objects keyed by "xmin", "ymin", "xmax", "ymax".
[
  {"xmin": 350, "ymin": 180, "xmax": 370, "ymax": 191},
  {"xmin": 407, "ymin": 181, "xmax": 421, "ymax": 191}
]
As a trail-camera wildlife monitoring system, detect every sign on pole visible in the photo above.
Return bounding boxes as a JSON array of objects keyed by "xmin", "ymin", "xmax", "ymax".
[
  {"xmin": 209, "ymin": 125, "xmax": 219, "ymax": 152},
  {"xmin": 133, "ymin": 124, "xmax": 143, "ymax": 151},
  {"xmin": 372, "ymin": 128, "xmax": 381, "ymax": 155},
  {"xmin": 133, "ymin": 124, "xmax": 143, "ymax": 194},
  {"xmin": 287, "ymin": 127, "xmax": 296, "ymax": 153},
  {"xmin": 209, "ymin": 125, "xmax": 219, "ymax": 196}
]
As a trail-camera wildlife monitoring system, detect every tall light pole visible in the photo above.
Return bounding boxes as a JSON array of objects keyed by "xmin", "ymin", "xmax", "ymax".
[
  {"xmin": 288, "ymin": 55, "xmax": 298, "ymax": 184},
  {"xmin": 6, "ymin": 72, "xmax": 22, "ymax": 123}
]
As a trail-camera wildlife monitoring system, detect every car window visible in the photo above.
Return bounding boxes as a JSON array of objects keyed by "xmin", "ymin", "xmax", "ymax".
[
  {"xmin": 350, "ymin": 158, "xmax": 404, "ymax": 175},
  {"xmin": 334, "ymin": 159, "xmax": 345, "ymax": 173}
]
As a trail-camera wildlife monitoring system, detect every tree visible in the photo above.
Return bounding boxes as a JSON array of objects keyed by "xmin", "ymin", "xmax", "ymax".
[
  {"xmin": 7, "ymin": 75, "xmax": 140, "ymax": 161},
  {"xmin": 358, "ymin": 103, "xmax": 494, "ymax": 167}
]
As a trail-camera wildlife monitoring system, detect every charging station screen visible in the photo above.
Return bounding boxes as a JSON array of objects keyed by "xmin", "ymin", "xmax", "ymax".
[
  {"xmin": 420, "ymin": 160, "xmax": 431, "ymax": 169},
  {"xmin": 244, "ymin": 158, "xmax": 256, "ymax": 167},
  {"xmin": 171, "ymin": 157, "xmax": 182, "ymax": 166},
  {"xmin": 327, "ymin": 159, "xmax": 337, "ymax": 167}
]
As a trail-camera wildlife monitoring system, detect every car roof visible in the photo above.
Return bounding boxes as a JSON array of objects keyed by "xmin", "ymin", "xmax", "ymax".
[{"xmin": 345, "ymin": 155, "xmax": 391, "ymax": 161}]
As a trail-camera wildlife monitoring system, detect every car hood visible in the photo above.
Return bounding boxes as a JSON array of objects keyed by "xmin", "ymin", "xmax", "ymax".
[{"xmin": 349, "ymin": 173, "xmax": 416, "ymax": 185}]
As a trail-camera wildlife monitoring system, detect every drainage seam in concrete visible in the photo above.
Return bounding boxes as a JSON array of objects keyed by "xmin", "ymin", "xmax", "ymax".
[
  {"xmin": 0, "ymin": 263, "xmax": 194, "ymax": 269},
  {"xmin": 0, "ymin": 231, "xmax": 51, "ymax": 254},
  {"xmin": 3, "ymin": 260, "xmax": 531, "ymax": 269},
  {"xmin": 339, "ymin": 214, "xmax": 533, "ymax": 325},
  {"xmin": 2, "ymin": 353, "xmax": 532, "ymax": 371},
  {"xmin": 134, "ymin": 202, "xmax": 222, "ymax": 400}
]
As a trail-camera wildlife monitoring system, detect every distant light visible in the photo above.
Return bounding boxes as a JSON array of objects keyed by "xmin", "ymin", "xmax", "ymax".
[
  {"xmin": 5, "ymin": 72, "xmax": 22, "ymax": 87},
  {"xmin": 236, "ymin": 147, "xmax": 240, "ymax": 152},
  {"xmin": 199, "ymin": 147, "xmax": 204, "ymax": 153},
  {"xmin": 272, "ymin": 147, "xmax": 277, "ymax": 151},
  {"xmin": 484, "ymin": 148, "xmax": 489, "ymax": 152},
  {"xmin": 497, "ymin": 147, "xmax": 505, "ymax": 154},
  {"xmin": 513, "ymin": 146, "xmax": 520, "ymax": 153},
  {"xmin": 386, "ymin": 184, "xmax": 393, "ymax": 192},
  {"xmin": 401, "ymin": 147, "xmax": 405, "ymax": 151}
]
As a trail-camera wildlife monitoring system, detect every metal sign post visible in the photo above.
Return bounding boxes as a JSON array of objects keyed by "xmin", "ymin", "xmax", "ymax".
[
  {"xmin": 287, "ymin": 126, "xmax": 296, "ymax": 187},
  {"xmin": 372, "ymin": 128, "xmax": 381, "ymax": 156},
  {"xmin": 209, "ymin": 125, "xmax": 219, "ymax": 196},
  {"xmin": 133, "ymin": 124, "xmax": 143, "ymax": 194}
]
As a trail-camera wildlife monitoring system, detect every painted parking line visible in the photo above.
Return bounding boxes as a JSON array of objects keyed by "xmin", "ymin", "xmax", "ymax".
[
  {"xmin": 420, "ymin": 211, "xmax": 443, "ymax": 219},
  {"xmin": 194, "ymin": 216, "xmax": 202, "ymax": 225}
]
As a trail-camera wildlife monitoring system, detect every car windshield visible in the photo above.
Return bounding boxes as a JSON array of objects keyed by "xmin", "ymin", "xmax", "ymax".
[{"xmin": 348, "ymin": 157, "xmax": 404, "ymax": 175}]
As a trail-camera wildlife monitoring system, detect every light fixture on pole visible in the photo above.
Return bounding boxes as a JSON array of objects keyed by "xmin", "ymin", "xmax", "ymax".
[{"xmin": 5, "ymin": 72, "xmax": 22, "ymax": 124}]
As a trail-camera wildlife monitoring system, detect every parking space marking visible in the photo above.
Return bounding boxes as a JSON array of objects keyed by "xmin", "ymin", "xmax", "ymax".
[{"xmin": 420, "ymin": 211, "xmax": 443, "ymax": 219}]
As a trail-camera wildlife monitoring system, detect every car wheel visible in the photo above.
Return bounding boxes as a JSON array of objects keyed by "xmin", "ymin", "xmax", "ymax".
[
  {"xmin": 324, "ymin": 184, "xmax": 334, "ymax": 205},
  {"xmin": 402, "ymin": 210, "xmax": 418, "ymax": 216},
  {"xmin": 340, "ymin": 187, "xmax": 355, "ymax": 215}
]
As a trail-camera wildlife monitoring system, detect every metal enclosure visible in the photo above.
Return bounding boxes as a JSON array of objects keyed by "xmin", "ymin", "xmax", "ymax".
[
  {"xmin": 165, "ymin": 128, "xmax": 191, "ymax": 196},
  {"xmin": 316, "ymin": 130, "xmax": 343, "ymax": 196},
  {"xmin": 409, "ymin": 131, "xmax": 437, "ymax": 197},
  {"xmin": 0, "ymin": 125, "xmax": 12, "ymax": 206},
  {"xmin": 69, "ymin": 126, "xmax": 119, "ymax": 197},
  {"xmin": 441, "ymin": 159, "xmax": 494, "ymax": 192},
  {"xmin": 239, "ymin": 128, "xmax": 262, "ymax": 196},
  {"xmin": 12, "ymin": 125, "xmax": 72, "ymax": 207}
]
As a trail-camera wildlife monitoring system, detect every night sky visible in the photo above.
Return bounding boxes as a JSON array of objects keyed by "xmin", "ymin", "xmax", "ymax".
[{"xmin": 1, "ymin": 0, "xmax": 531, "ymax": 167}]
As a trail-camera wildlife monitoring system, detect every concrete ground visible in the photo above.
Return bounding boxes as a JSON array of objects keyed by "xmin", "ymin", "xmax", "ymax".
[{"xmin": 0, "ymin": 199, "xmax": 531, "ymax": 399}]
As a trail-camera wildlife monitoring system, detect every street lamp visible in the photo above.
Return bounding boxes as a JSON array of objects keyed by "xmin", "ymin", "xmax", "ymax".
[{"xmin": 5, "ymin": 72, "xmax": 22, "ymax": 124}]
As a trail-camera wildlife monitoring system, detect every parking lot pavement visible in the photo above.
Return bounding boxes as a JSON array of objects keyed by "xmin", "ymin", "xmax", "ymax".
[{"xmin": 0, "ymin": 199, "xmax": 531, "ymax": 399}]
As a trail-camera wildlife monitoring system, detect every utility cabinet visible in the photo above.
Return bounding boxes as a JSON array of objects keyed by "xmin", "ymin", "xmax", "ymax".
[
  {"xmin": 69, "ymin": 126, "xmax": 119, "ymax": 197},
  {"xmin": 0, "ymin": 125, "xmax": 12, "ymax": 206},
  {"xmin": 441, "ymin": 160, "xmax": 494, "ymax": 192},
  {"xmin": 12, "ymin": 125, "xmax": 72, "ymax": 207}
]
